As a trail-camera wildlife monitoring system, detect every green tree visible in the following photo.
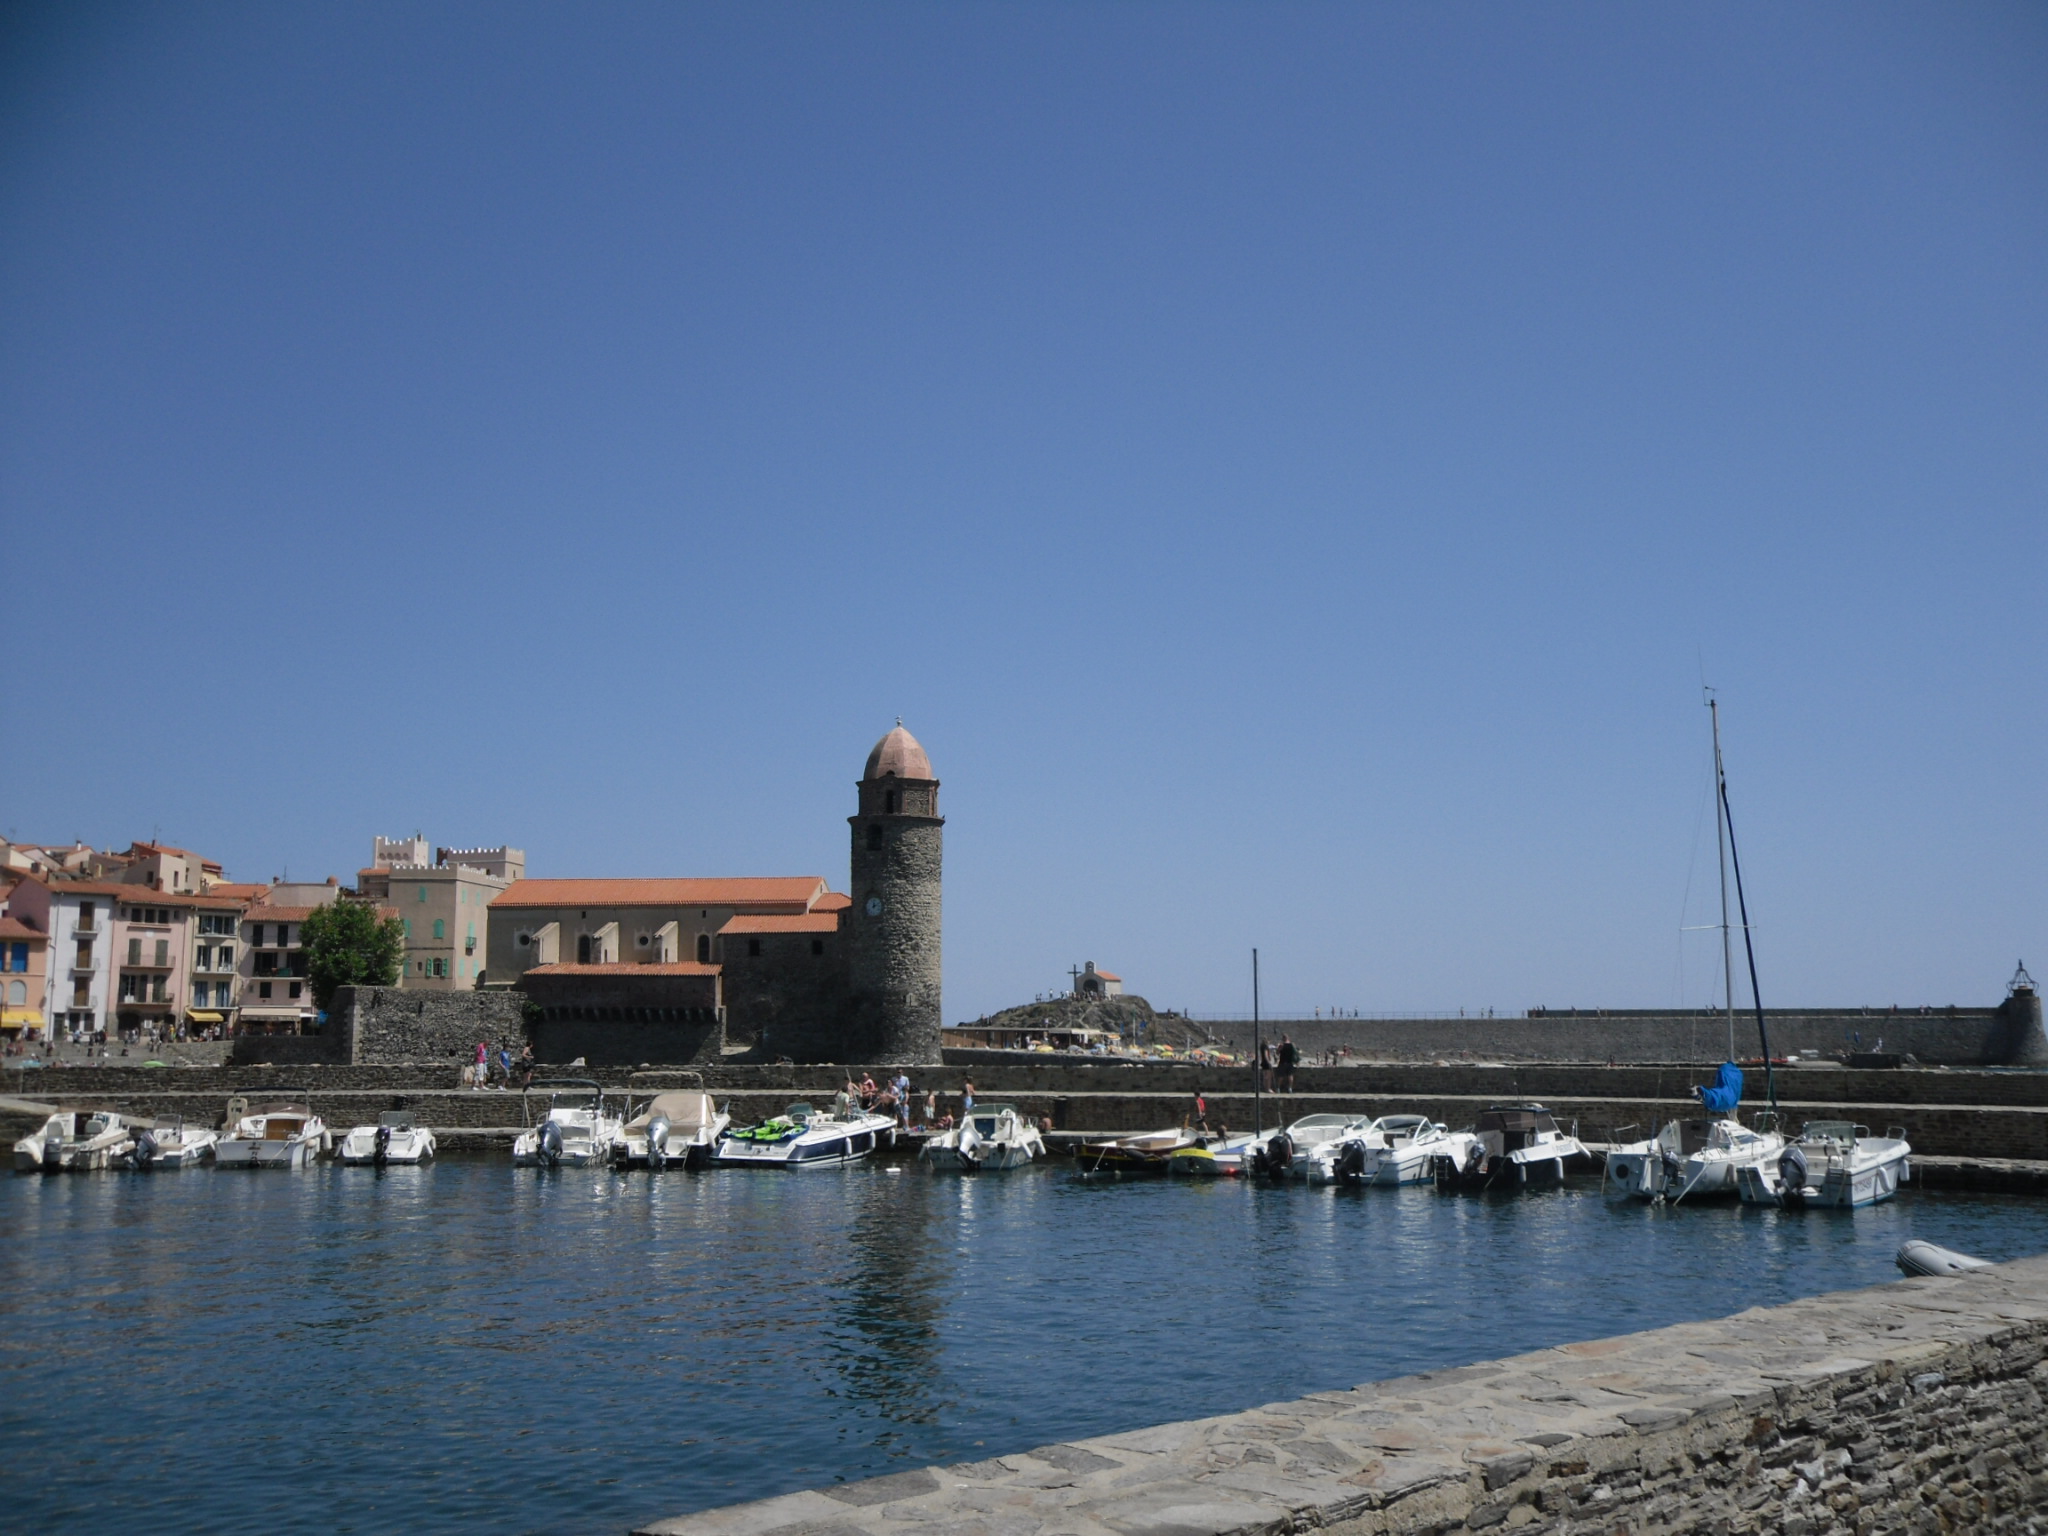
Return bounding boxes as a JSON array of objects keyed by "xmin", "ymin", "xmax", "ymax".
[{"xmin": 301, "ymin": 900, "xmax": 406, "ymax": 1009}]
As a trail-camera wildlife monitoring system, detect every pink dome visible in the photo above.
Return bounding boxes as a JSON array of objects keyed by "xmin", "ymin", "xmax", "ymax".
[{"xmin": 864, "ymin": 723, "xmax": 933, "ymax": 780}]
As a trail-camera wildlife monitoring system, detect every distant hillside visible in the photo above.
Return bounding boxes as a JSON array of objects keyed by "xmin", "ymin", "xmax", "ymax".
[{"xmin": 960, "ymin": 993, "xmax": 1222, "ymax": 1050}]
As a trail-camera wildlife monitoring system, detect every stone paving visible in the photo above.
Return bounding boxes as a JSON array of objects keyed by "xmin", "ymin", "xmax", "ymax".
[{"xmin": 637, "ymin": 1254, "xmax": 2048, "ymax": 1536}]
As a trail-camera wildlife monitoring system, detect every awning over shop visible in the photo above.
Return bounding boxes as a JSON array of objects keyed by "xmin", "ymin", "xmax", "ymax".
[
  {"xmin": 237, "ymin": 1008, "xmax": 306, "ymax": 1020},
  {"xmin": 1, "ymin": 1008, "xmax": 42, "ymax": 1029},
  {"xmin": 186, "ymin": 1010, "xmax": 225, "ymax": 1024}
]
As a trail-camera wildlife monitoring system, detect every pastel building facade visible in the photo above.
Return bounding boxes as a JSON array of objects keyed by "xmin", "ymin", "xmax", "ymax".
[{"xmin": 357, "ymin": 840, "xmax": 523, "ymax": 989}]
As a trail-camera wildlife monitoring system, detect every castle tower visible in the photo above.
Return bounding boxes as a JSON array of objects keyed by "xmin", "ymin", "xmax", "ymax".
[{"xmin": 847, "ymin": 722, "xmax": 943, "ymax": 1063}]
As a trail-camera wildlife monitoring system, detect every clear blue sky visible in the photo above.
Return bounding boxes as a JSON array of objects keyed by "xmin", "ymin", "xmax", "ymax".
[{"xmin": 4, "ymin": 4, "xmax": 2043, "ymax": 1020}]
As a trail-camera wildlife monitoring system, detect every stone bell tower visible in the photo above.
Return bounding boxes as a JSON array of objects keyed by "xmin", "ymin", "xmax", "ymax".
[{"xmin": 847, "ymin": 721, "xmax": 943, "ymax": 1064}]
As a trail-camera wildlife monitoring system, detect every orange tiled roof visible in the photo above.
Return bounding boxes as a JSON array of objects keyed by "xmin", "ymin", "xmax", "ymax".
[
  {"xmin": 719, "ymin": 913, "xmax": 841, "ymax": 935},
  {"xmin": 205, "ymin": 884, "xmax": 270, "ymax": 902},
  {"xmin": 491, "ymin": 877, "xmax": 826, "ymax": 911},
  {"xmin": 1093, "ymin": 970, "xmax": 1122, "ymax": 982},
  {"xmin": 522, "ymin": 962, "xmax": 722, "ymax": 977},
  {"xmin": 0, "ymin": 916, "xmax": 46, "ymax": 940},
  {"xmin": 814, "ymin": 892, "xmax": 851, "ymax": 912}
]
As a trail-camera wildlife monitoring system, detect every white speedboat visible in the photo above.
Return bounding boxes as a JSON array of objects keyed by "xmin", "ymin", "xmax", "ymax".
[
  {"xmin": 338, "ymin": 1109, "xmax": 437, "ymax": 1165},
  {"xmin": 617, "ymin": 1091, "xmax": 730, "ymax": 1170},
  {"xmin": 1432, "ymin": 1105, "xmax": 1586, "ymax": 1192},
  {"xmin": 13, "ymin": 1109, "xmax": 139, "ymax": 1172},
  {"xmin": 512, "ymin": 1081, "xmax": 625, "ymax": 1167},
  {"xmin": 132, "ymin": 1117, "xmax": 217, "ymax": 1169},
  {"xmin": 1317, "ymin": 1115, "xmax": 1479, "ymax": 1186},
  {"xmin": 715, "ymin": 1100, "xmax": 897, "ymax": 1168},
  {"xmin": 1606, "ymin": 1114, "xmax": 1785, "ymax": 1203},
  {"xmin": 215, "ymin": 1099, "xmax": 328, "ymax": 1169},
  {"xmin": 1735, "ymin": 1122, "xmax": 1911, "ymax": 1209},
  {"xmin": 921, "ymin": 1102, "xmax": 1044, "ymax": 1171},
  {"xmin": 1244, "ymin": 1113, "xmax": 1370, "ymax": 1180}
]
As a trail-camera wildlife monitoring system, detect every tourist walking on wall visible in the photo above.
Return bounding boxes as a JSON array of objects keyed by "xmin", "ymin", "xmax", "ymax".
[
  {"xmin": 517, "ymin": 1042, "xmax": 535, "ymax": 1089},
  {"xmin": 476, "ymin": 1040, "xmax": 489, "ymax": 1088},
  {"xmin": 892, "ymin": 1072, "xmax": 910, "ymax": 1128},
  {"xmin": 960, "ymin": 1078, "xmax": 975, "ymax": 1114},
  {"xmin": 1278, "ymin": 1035, "xmax": 1298, "ymax": 1092}
]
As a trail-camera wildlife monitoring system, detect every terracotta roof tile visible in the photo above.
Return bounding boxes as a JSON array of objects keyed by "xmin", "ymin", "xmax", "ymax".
[
  {"xmin": 0, "ymin": 916, "xmax": 46, "ymax": 940},
  {"xmin": 718, "ymin": 913, "xmax": 841, "ymax": 935},
  {"xmin": 814, "ymin": 892, "xmax": 852, "ymax": 912},
  {"xmin": 491, "ymin": 877, "xmax": 826, "ymax": 911}
]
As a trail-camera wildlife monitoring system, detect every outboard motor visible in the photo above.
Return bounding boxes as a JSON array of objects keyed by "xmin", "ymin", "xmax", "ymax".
[
  {"xmin": 374, "ymin": 1123, "xmax": 392, "ymax": 1167},
  {"xmin": 1777, "ymin": 1144, "xmax": 1809, "ymax": 1209},
  {"xmin": 1897, "ymin": 1241, "xmax": 1993, "ymax": 1278},
  {"xmin": 538, "ymin": 1121, "xmax": 564, "ymax": 1168},
  {"xmin": 646, "ymin": 1117, "xmax": 670, "ymax": 1171},
  {"xmin": 133, "ymin": 1130, "xmax": 159, "ymax": 1170},
  {"xmin": 41, "ymin": 1124, "xmax": 64, "ymax": 1174},
  {"xmin": 1264, "ymin": 1132, "xmax": 1294, "ymax": 1180},
  {"xmin": 1333, "ymin": 1140, "xmax": 1367, "ymax": 1185}
]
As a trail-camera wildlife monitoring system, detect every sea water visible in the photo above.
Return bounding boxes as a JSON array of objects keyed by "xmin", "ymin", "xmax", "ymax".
[{"xmin": 3, "ymin": 1160, "xmax": 2044, "ymax": 1535}]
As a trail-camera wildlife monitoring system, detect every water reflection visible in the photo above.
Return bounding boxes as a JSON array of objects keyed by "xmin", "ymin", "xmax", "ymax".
[{"xmin": 2, "ymin": 1162, "xmax": 2045, "ymax": 1536}]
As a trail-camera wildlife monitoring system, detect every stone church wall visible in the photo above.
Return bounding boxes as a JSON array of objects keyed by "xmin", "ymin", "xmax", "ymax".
[{"xmin": 720, "ymin": 928, "xmax": 850, "ymax": 1060}]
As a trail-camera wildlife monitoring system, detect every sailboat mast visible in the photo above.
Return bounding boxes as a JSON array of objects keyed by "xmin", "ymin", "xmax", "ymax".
[
  {"xmin": 1252, "ymin": 948, "xmax": 1262, "ymax": 1140},
  {"xmin": 1718, "ymin": 752, "xmax": 1780, "ymax": 1115},
  {"xmin": 1710, "ymin": 694, "xmax": 1737, "ymax": 1062}
]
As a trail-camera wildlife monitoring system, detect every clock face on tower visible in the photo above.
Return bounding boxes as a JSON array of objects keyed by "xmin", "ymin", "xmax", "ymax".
[{"xmin": 864, "ymin": 896, "xmax": 883, "ymax": 917}]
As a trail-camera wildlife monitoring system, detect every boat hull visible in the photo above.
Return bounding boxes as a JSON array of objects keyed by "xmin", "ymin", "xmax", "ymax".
[
  {"xmin": 337, "ymin": 1128, "xmax": 436, "ymax": 1165},
  {"xmin": 1433, "ymin": 1151, "xmax": 1570, "ymax": 1193},
  {"xmin": 716, "ymin": 1121, "xmax": 892, "ymax": 1169},
  {"xmin": 217, "ymin": 1137, "xmax": 320, "ymax": 1169}
]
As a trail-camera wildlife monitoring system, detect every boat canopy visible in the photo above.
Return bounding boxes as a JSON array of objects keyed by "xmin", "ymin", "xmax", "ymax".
[
  {"xmin": 377, "ymin": 1110, "xmax": 415, "ymax": 1129},
  {"xmin": 1697, "ymin": 1061, "xmax": 1743, "ymax": 1115}
]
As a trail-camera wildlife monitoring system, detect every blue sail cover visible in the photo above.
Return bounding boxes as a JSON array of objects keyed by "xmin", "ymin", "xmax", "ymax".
[{"xmin": 1697, "ymin": 1061, "xmax": 1744, "ymax": 1115}]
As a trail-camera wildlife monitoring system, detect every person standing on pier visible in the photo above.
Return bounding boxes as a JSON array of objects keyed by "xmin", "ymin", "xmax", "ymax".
[
  {"xmin": 892, "ymin": 1071, "xmax": 910, "ymax": 1129},
  {"xmin": 1278, "ymin": 1035, "xmax": 1298, "ymax": 1093}
]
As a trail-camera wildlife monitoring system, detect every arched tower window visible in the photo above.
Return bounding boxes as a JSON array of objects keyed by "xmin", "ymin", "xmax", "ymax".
[
  {"xmin": 884, "ymin": 789, "xmax": 898, "ymax": 814},
  {"xmin": 696, "ymin": 933, "xmax": 710, "ymax": 964},
  {"xmin": 577, "ymin": 934, "xmax": 591, "ymax": 964},
  {"xmin": 867, "ymin": 823, "xmax": 885, "ymax": 851}
]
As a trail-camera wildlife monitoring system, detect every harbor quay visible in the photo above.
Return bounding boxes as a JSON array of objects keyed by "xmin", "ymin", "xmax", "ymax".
[
  {"xmin": 13, "ymin": 1055, "xmax": 2048, "ymax": 1172},
  {"xmin": 634, "ymin": 1254, "xmax": 2048, "ymax": 1536}
]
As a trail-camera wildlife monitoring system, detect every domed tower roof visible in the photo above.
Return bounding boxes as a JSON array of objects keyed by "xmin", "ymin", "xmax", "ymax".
[{"xmin": 864, "ymin": 721, "xmax": 933, "ymax": 781}]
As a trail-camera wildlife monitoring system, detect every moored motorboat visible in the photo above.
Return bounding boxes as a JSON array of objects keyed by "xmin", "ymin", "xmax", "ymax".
[
  {"xmin": 617, "ymin": 1091, "xmax": 731, "ymax": 1170},
  {"xmin": 132, "ymin": 1117, "xmax": 217, "ymax": 1169},
  {"xmin": 1432, "ymin": 1105, "xmax": 1586, "ymax": 1192},
  {"xmin": 1735, "ymin": 1122, "xmax": 1911, "ymax": 1209},
  {"xmin": 1074, "ymin": 1126, "xmax": 1198, "ymax": 1176},
  {"xmin": 338, "ymin": 1109, "xmax": 436, "ymax": 1166},
  {"xmin": 215, "ymin": 1098, "xmax": 329, "ymax": 1169},
  {"xmin": 715, "ymin": 1100, "xmax": 896, "ymax": 1168},
  {"xmin": 921, "ymin": 1102, "xmax": 1043, "ymax": 1171},
  {"xmin": 512, "ymin": 1081, "xmax": 625, "ymax": 1168},
  {"xmin": 1605, "ymin": 1063, "xmax": 1785, "ymax": 1203},
  {"xmin": 1318, "ymin": 1115, "xmax": 1478, "ymax": 1186},
  {"xmin": 13, "ymin": 1109, "xmax": 140, "ymax": 1172},
  {"xmin": 1245, "ymin": 1113, "xmax": 1369, "ymax": 1181}
]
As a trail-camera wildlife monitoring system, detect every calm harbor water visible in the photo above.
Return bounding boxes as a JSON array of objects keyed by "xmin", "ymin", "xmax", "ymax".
[{"xmin": 4, "ymin": 1160, "xmax": 2046, "ymax": 1535}]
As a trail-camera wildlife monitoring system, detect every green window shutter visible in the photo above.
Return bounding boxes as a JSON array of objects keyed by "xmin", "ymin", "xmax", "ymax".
[
  {"xmin": 434, "ymin": 919, "xmax": 445, "ymax": 940},
  {"xmin": 403, "ymin": 919, "xmax": 412, "ymax": 939}
]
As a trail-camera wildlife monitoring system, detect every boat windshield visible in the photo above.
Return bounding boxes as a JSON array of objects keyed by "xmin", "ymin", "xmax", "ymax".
[
  {"xmin": 1802, "ymin": 1120, "xmax": 1858, "ymax": 1146},
  {"xmin": 785, "ymin": 1103, "xmax": 817, "ymax": 1121},
  {"xmin": 378, "ymin": 1110, "xmax": 414, "ymax": 1129},
  {"xmin": 1291, "ymin": 1114, "xmax": 1356, "ymax": 1130}
]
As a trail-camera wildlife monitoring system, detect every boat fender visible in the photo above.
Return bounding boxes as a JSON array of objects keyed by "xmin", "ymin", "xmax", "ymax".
[
  {"xmin": 647, "ymin": 1118, "xmax": 669, "ymax": 1171},
  {"xmin": 538, "ymin": 1121, "xmax": 564, "ymax": 1167},
  {"xmin": 133, "ymin": 1130, "xmax": 158, "ymax": 1169},
  {"xmin": 1896, "ymin": 1240, "xmax": 1993, "ymax": 1279}
]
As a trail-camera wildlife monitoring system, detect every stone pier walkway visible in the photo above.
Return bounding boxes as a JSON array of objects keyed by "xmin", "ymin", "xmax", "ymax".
[{"xmin": 637, "ymin": 1254, "xmax": 2048, "ymax": 1536}]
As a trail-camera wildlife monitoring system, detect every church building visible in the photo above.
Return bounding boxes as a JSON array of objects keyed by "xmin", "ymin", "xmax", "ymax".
[{"xmin": 495, "ymin": 724, "xmax": 943, "ymax": 1064}]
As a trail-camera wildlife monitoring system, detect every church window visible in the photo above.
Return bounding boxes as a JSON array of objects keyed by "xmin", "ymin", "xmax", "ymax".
[
  {"xmin": 884, "ymin": 790, "xmax": 898, "ymax": 814},
  {"xmin": 696, "ymin": 933, "xmax": 710, "ymax": 964},
  {"xmin": 811, "ymin": 939, "xmax": 824, "ymax": 956},
  {"xmin": 577, "ymin": 934, "xmax": 591, "ymax": 963},
  {"xmin": 747, "ymin": 938, "xmax": 762, "ymax": 957},
  {"xmin": 867, "ymin": 824, "xmax": 884, "ymax": 851}
]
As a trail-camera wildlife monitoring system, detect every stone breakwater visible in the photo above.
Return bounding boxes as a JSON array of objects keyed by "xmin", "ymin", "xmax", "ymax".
[
  {"xmin": 12, "ymin": 1061, "xmax": 2048, "ymax": 1162},
  {"xmin": 637, "ymin": 1254, "xmax": 2048, "ymax": 1536}
]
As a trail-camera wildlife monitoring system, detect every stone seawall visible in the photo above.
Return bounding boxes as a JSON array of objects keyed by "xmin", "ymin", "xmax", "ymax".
[
  {"xmin": 1185, "ymin": 996, "xmax": 2046, "ymax": 1068},
  {"xmin": 637, "ymin": 1253, "xmax": 2048, "ymax": 1536}
]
